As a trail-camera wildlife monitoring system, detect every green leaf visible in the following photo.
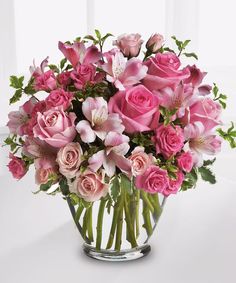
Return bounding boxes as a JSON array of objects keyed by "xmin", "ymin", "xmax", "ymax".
[
  {"xmin": 183, "ymin": 52, "xmax": 198, "ymax": 60},
  {"xmin": 40, "ymin": 180, "xmax": 53, "ymax": 192},
  {"xmin": 10, "ymin": 75, "xmax": 24, "ymax": 89},
  {"xmin": 219, "ymin": 100, "xmax": 226, "ymax": 109},
  {"xmin": 69, "ymin": 193, "xmax": 81, "ymax": 205},
  {"xmin": 120, "ymin": 174, "xmax": 133, "ymax": 195},
  {"xmin": 182, "ymin": 39, "xmax": 191, "ymax": 49},
  {"xmin": 84, "ymin": 35, "xmax": 96, "ymax": 41},
  {"xmin": 48, "ymin": 64, "xmax": 59, "ymax": 73},
  {"xmin": 217, "ymin": 122, "xmax": 236, "ymax": 148},
  {"xmin": 181, "ymin": 168, "xmax": 198, "ymax": 191},
  {"xmin": 95, "ymin": 29, "xmax": 101, "ymax": 40},
  {"xmin": 59, "ymin": 178, "xmax": 70, "ymax": 196},
  {"xmin": 110, "ymin": 175, "xmax": 120, "ymax": 202},
  {"xmin": 203, "ymin": 158, "xmax": 216, "ymax": 166},
  {"xmin": 10, "ymin": 89, "xmax": 23, "ymax": 104},
  {"xmin": 60, "ymin": 58, "xmax": 67, "ymax": 70},
  {"xmin": 198, "ymin": 167, "xmax": 216, "ymax": 184}
]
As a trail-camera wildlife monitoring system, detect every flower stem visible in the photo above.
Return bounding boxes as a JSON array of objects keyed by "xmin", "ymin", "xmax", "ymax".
[
  {"xmin": 75, "ymin": 205, "xmax": 84, "ymax": 223},
  {"xmin": 96, "ymin": 198, "xmax": 106, "ymax": 250},
  {"xmin": 135, "ymin": 190, "xmax": 140, "ymax": 238},
  {"xmin": 142, "ymin": 201, "xmax": 153, "ymax": 237},
  {"xmin": 124, "ymin": 191, "xmax": 138, "ymax": 248},
  {"xmin": 82, "ymin": 208, "xmax": 89, "ymax": 240},
  {"xmin": 140, "ymin": 191, "xmax": 155, "ymax": 214},
  {"xmin": 106, "ymin": 196, "xmax": 122, "ymax": 249},
  {"xmin": 87, "ymin": 204, "xmax": 94, "ymax": 243},
  {"xmin": 115, "ymin": 189, "xmax": 125, "ymax": 251}
]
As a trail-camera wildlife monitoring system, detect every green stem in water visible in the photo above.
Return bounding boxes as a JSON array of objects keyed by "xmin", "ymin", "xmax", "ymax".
[
  {"xmin": 106, "ymin": 196, "xmax": 122, "ymax": 249},
  {"xmin": 115, "ymin": 189, "xmax": 125, "ymax": 251},
  {"xmin": 82, "ymin": 208, "xmax": 89, "ymax": 241},
  {"xmin": 135, "ymin": 190, "xmax": 140, "ymax": 239},
  {"xmin": 87, "ymin": 204, "xmax": 94, "ymax": 243},
  {"xmin": 96, "ymin": 198, "xmax": 106, "ymax": 250},
  {"xmin": 75, "ymin": 205, "xmax": 84, "ymax": 223},
  {"xmin": 142, "ymin": 201, "xmax": 153, "ymax": 237},
  {"xmin": 141, "ymin": 191, "xmax": 155, "ymax": 214},
  {"xmin": 124, "ymin": 191, "xmax": 138, "ymax": 248}
]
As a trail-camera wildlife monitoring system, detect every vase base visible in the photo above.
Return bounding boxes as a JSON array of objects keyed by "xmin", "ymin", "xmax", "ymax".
[{"xmin": 83, "ymin": 243, "xmax": 151, "ymax": 262}]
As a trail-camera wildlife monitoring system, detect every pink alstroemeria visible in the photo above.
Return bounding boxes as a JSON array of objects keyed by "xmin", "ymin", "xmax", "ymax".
[
  {"xmin": 76, "ymin": 97, "xmax": 125, "ymax": 143},
  {"xmin": 155, "ymin": 83, "xmax": 197, "ymax": 118},
  {"xmin": 88, "ymin": 132, "xmax": 131, "ymax": 177},
  {"xmin": 184, "ymin": 122, "xmax": 222, "ymax": 166},
  {"xmin": 58, "ymin": 41, "xmax": 101, "ymax": 68},
  {"xmin": 102, "ymin": 50, "xmax": 147, "ymax": 90}
]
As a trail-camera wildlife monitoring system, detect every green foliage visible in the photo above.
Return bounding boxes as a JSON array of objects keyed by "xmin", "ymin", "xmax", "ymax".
[
  {"xmin": 60, "ymin": 58, "xmax": 67, "ymax": 70},
  {"xmin": 39, "ymin": 180, "xmax": 54, "ymax": 192},
  {"xmin": 24, "ymin": 78, "xmax": 37, "ymax": 95},
  {"xmin": 171, "ymin": 36, "xmax": 198, "ymax": 59},
  {"xmin": 132, "ymin": 132, "xmax": 153, "ymax": 147},
  {"xmin": 110, "ymin": 175, "xmax": 120, "ymax": 202},
  {"xmin": 181, "ymin": 168, "xmax": 198, "ymax": 191},
  {"xmin": 203, "ymin": 158, "xmax": 216, "ymax": 166},
  {"xmin": 59, "ymin": 178, "xmax": 70, "ymax": 196},
  {"xmin": 198, "ymin": 166, "xmax": 216, "ymax": 184},
  {"xmin": 48, "ymin": 64, "xmax": 60, "ymax": 73},
  {"xmin": 160, "ymin": 106, "xmax": 177, "ymax": 125},
  {"xmin": 4, "ymin": 134, "xmax": 23, "ymax": 153},
  {"xmin": 10, "ymin": 75, "xmax": 24, "ymax": 89},
  {"xmin": 212, "ymin": 83, "xmax": 227, "ymax": 109},
  {"xmin": 217, "ymin": 122, "xmax": 236, "ymax": 148},
  {"xmin": 120, "ymin": 174, "xmax": 133, "ymax": 195},
  {"xmin": 84, "ymin": 30, "xmax": 113, "ymax": 52},
  {"xmin": 10, "ymin": 89, "xmax": 23, "ymax": 104}
]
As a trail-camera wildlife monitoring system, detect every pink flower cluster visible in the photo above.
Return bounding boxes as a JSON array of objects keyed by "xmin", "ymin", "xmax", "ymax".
[{"xmin": 6, "ymin": 31, "xmax": 224, "ymax": 200}]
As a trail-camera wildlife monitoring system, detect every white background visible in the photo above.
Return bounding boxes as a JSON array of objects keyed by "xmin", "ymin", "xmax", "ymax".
[{"xmin": 0, "ymin": 1, "xmax": 236, "ymax": 282}]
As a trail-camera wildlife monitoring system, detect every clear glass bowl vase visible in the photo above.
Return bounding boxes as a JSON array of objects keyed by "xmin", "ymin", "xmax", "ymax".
[{"xmin": 67, "ymin": 188, "xmax": 166, "ymax": 262}]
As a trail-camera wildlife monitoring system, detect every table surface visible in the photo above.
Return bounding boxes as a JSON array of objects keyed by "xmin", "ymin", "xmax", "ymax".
[{"xmin": 0, "ymin": 130, "xmax": 236, "ymax": 283}]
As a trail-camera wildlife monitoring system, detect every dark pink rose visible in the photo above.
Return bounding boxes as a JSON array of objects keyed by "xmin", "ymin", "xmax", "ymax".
[
  {"xmin": 113, "ymin": 33, "xmax": 143, "ymax": 57},
  {"xmin": 7, "ymin": 153, "xmax": 27, "ymax": 180},
  {"xmin": 143, "ymin": 52, "xmax": 190, "ymax": 91},
  {"xmin": 163, "ymin": 170, "xmax": 184, "ymax": 197},
  {"xmin": 57, "ymin": 71, "xmax": 72, "ymax": 88},
  {"xmin": 108, "ymin": 85, "xmax": 159, "ymax": 133},
  {"xmin": 177, "ymin": 151, "xmax": 193, "ymax": 173},
  {"xmin": 153, "ymin": 125, "xmax": 184, "ymax": 159},
  {"xmin": 71, "ymin": 64, "xmax": 96, "ymax": 89},
  {"xmin": 33, "ymin": 70, "xmax": 57, "ymax": 91},
  {"xmin": 45, "ymin": 88, "xmax": 73, "ymax": 110},
  {"xmin": 135, "ymin": 165, "xmax": 169, "ymax": 194},
  {"xmin": 190, "ymin": 98, "xmax": 222, "ymax": 131},
  {"xmin": 33, "ymin": 107, "xmax": 77, "ymax": 148}
]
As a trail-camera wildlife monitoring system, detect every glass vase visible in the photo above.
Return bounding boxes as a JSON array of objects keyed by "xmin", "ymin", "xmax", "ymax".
[{"xmin": 67, "ymin": 187, "xmax": 166, "ymax": 262}]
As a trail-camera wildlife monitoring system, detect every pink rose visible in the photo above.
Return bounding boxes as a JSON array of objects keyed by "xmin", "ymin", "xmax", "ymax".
[
  {"xmin": 146, "ymin": 33, "xmax": 164, "ymax": 53},
  {"xmin": 143, "ymin": 52, "xmax": 190, "ymax": 91},
  {"xmin": 56, "ymin": 142, "xmax": 83, "ymax": 178},
  {"xmin": 135, "ymin": 165, "xmax": 169, "ymax": 194},
  {"xmin": 33, "ymin": 107, "xmax": 77, "ymax": 148},
  {"xmin": 108, "ymin": 85, "xmax": 159, "ymax": 133},
  {"xmin": 70, "ymin": 171, "xmax": 108, "ymax": 202},
  {"xmin": 163, "ymin": 170, "xmax": 184, "ymax": 197},
  {"xmin": 7, "ymin": 153, "xmax": 27, "ymax": 180},
  {"xmin": 153, "ymin": 125, "xmax": 184, "ymax": 159},
  {"xmin": 113, "ymin": 33, "xmax": 143, "ymax": 57},
  {"xmin": 45, "ymin": 88, "xmax": 73, "ymax": 110},
  {"xmin": 35, "ymin": 157, "xmax": 58, "ymax": 185},
  {"xmin": 71, "ymin": 64, "xmax": 96, "ymax": 89},
  {"xmin": 57, "ymin": 71, "xmax": 72, "ymax": 88},
  {"xmin": 190, "ymin": 98, "xmax": 222, "ymax": 131},
  {"xmin": 128, "ymin": 147, "xmax": 153, "ymax": 176},
  {"xmin": 177, "ymin": 151, "xmax": 193, "ymax": 173}
]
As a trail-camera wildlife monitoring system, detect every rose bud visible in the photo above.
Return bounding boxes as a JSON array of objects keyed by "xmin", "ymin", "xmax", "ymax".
[{"xmin": 146, "ymin": 33, "xmax": 164, "ymax": 53}]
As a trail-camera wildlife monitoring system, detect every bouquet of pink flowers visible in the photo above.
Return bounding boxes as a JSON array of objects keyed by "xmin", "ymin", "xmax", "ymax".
[{"xmin": 5, "ymin": 31, "xmax": 235, "ymax": 261}]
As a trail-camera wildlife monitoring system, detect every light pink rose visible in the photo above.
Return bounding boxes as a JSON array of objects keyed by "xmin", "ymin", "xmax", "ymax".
[
  {"xmin": 102, "ymin": 50, "xmax": 147, "ymax": 90},
  {"xmin": 7, "ymin": 153, "xmax": 27, "ymax": 180},
  {"xmin": 113, "ymin": 33, "xmax": 143, "ymax": 57},
  {"xmin": 70, "ymin": 64, "xmax": 97, "ymax": 89},
  {"xmin": 88, "ymin": 132, "xmax": 131, "ymax": 177},
  {"xmin": 34, "ymin": 157, "xmax": 58, "ymax": 185},
  {"xmin": 146, "ymin": 33, "xmax": 164, "ymax": 53},
  {"xmin": 108, "ymin": 85, "xmax": 159, "ymax": 133},
  {"xmin": 58, "ymin": 41, "xmax": 101, "ymax": 68},
  {"xmin": 76, "ymin": 97, "xmax": 125, "ymax": 143},
  {"xmin": 56, "ymin": 143, "xmax": 83, "ymax": 178},
  {"xmin": 45, "ymin": 88, "xmax": 73, "ymax": 110},
  {"xmin": 190, "ymin": 98, "xmax": 222, "ymax": 131},
  {"xmin": 128, "ymin": 147, "xmax": 153, "ymax": 176},
  {"xmin": 143, "ymin": 52, "xmax": 190, "ymax": 91},
  {"xmin": 177, "ymin": 151, "xmax": 193, "ymax": 173},
  {"xmin": 33, "ymin": 107, "xmax": 77, "ymax": 148},
  {"xmin": 135, "ymin": 165, "xmax": 169, "ymax": 194},
  {"xmin": 153, "ymin": 125, "xmax": 184, "ymax": 159},
  {"xmin": 70, "ymin": 171, "xmax": 108, "ymax": 202},
  {"xmin": 163, "ymin": 170, "xmax": 184, "ymax": 197}
]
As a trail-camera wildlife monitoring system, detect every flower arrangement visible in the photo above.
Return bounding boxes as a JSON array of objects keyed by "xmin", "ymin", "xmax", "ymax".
[{"xmin": 5, "ymin": 30, "xmax": 235, "ymax": 261}]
